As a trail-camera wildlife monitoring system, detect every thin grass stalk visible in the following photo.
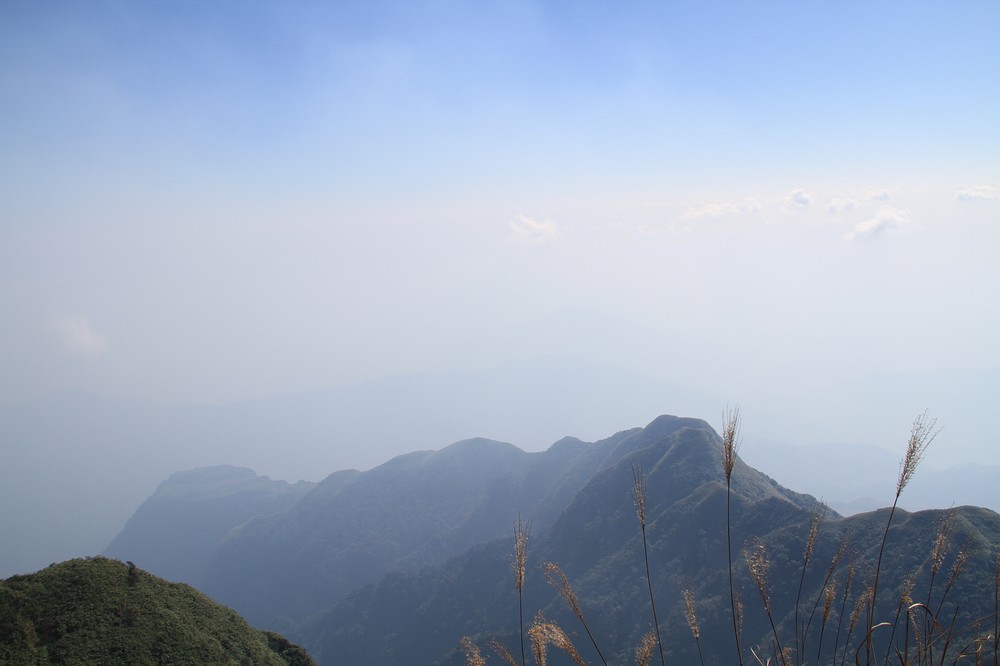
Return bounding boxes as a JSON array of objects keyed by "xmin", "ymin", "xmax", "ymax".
[
  {"xmin": 869, "ymin": 411, "xmax": 938, "ymax": 663},
  {"xmin": 908, "ymin": 603, "xmax": 940, "ymax": 666},
  {"xmin": 805, "ymin": 532, "xmax": 850, "ymax": 656},
  {"xmin": 817, "ymin": 579, "xmax": 838, "ymax": 663},
  {"xmin": 934, "ymin": 550, "xmax": 968, "ymax": 621},
  {"xmin": 633, "ymin": 463, "xmax": 666, "ymax": 666},
  {"xmin": 952, "ymin": 636, "xmax": 986, "ymax": 666},
  {"xmin": 920, "ymin": 611, "xmax": 996, "ymax": 666},
  {"xmin": 511, "ymin": 516, "xmax": 531, "ymax": 666},
  {"xmin": 735, "ymin": 589, "xmax": 745, "ymax": 660},
  {"xmin": 913, "ymin": 606, "xmax": 929, "ymax": 666},
  {"xmin": 841, "ymin": 581, "xmax": 871, "ymax": 666},
  {"xmin": 723, "ymin": 406, "xmax": 745, "ymax": 666},
  {"xmin": 928, "ymin": 550, "xmax": 968, "ymax": 665},
  {"xmin": 938, "ymin": 605, "xmax": 961, "ymax": 666},
  {"xmin": 835, "ymin": 561, "xmax": 857, "ymax": 666},
  {"xmin": 924, "ymin": 510, "xmax": 955, "ymax": 662},
  {"xmin": 794, "ymin": 507, "xmax": 826, "ymax": 664},
  {"xmin": 994, "ymin": 547, "xmax": 999, "ymax": 666},
  {"xmin": 904, "ymin": 606, "xmax": 913, "ymax": 666},
  {"xmin": 795, "ymin": 506, "xmax": 825, "ymax": 664},
  {"xmin": 544, "ymin": 562, "xmax": 608, "ymax": 666},
  {"xmin": 884, "ymin": 574, "xmax": 915, "ymax": 665},
  {"xmin": 929, "ymin": 612, "xmax": 996, "ymax": 666},
  {"xmin": 746, "ymin": 538, "xmax": 789, "ymax": 666},
  {"xmin": 854, "ymin": 623, "xmax": 891, "ymax": 665},
  {"xmin": 683, "ymin": 588, "xmax": 706, "ymax": 666}
]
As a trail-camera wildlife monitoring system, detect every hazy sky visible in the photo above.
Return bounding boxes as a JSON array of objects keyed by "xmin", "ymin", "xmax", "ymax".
[{"xmin": 2, "ymin": 2, "xmax": 998, "ymax": 455}]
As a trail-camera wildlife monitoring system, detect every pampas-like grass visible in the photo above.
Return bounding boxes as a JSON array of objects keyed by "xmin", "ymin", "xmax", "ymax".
[
  {"xmin": 746, "ymin": 537, "xmax": 788, "ymax": 666},
  {"xmin": 459, "ymin": 409, "xmax": 1000, "ymax": 666},
  {"xmin": 632, "ymin": 463, "xmax": 665, "ymax": 666},
  {"xmin": 461, "ymin": 636, "xmax": 486, "ymax": 666},
  {"xmin": 634, "ymin": 629, "xmax": 657, "ymax": 666},
  {"xmin": 489, "ymin": 637, "xmax": 520, "ymax": 666},
  {"xmin": 544, "ymin": 563, "xmax": 608, "ymax": 666},
  {"xmin": 683, "ymin": 588, "xmax": 705, "ymax": 666},
  {"xmin": 528, "ymin": 612, "xmax": 586, "ymax": 666},
  {"xmin": 511, "ymin": 516, "xmax": 530, "ymax": 666},
  {"xmin": 868, "ymin": 411, "xmax": 939, "ymax": 662},
  {"xmin": 723, "ymin": 405, "xmax": 745, "ymax": 666},
  {"xmin": 793, "ymin": 505, "xmax": 825, "ymax": 664}
]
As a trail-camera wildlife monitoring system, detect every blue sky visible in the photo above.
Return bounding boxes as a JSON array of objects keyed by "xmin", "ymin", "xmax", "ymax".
[{"xmin": 1, "ymin": 0, "xmax": 998, "ymax": 460}]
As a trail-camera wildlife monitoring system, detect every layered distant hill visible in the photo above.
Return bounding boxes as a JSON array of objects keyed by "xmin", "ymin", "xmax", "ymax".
[
  {"xmin": 105, "ymin": 466, "xmax": 315, "ymax": 588},
  {"xmin": 106, "ymin": 415, "xmax": 1000, "ymax": 665},
  {"xmin": 0, "ymin": 557, "xmax": 312, "ymax": 665}
]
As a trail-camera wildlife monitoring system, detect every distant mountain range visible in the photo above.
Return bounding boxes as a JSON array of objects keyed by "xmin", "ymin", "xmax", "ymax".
[
  {"xmin": 105, "ymin": 466, "xmax": 316, "ymax": 588},
  {"xmin": 1, "ymin": 357, "xmax": 719, "ymax": 578},
  {"xmin": 6, "ymin": 357, "xmax": 996, "ymax": 580},
  {"xmin": 105, "ymin": 414, "xmax": 1000, "ymax": 665},
  {"xmin": 743, "ymin": 440, "xmax": 1000, "ymax": 515}
]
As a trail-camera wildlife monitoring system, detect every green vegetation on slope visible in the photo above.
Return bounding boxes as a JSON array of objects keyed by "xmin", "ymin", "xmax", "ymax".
[{"xmin": 0, "ymin": 557, "xmax": 313, "ymax": 665}]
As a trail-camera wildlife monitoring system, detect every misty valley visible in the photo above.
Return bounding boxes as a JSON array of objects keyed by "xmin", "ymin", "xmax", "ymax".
[{"xmin": 4, "ymin": 413, "xmax": 999, "ymax": 665}]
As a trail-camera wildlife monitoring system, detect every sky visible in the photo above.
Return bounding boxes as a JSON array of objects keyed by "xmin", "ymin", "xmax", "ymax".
[{"xmin": 1, "ymin": 2, "xmax": 999, "ymax": 499}]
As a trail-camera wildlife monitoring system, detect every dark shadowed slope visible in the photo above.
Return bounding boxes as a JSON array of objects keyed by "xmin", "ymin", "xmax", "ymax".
[
  {"xmin": 198, "ymin": 429, "xmax": 639, "ymax": 626},
  {"xmin": 105, "ymin": 466, "xmax": 316, "ymax": 587}
]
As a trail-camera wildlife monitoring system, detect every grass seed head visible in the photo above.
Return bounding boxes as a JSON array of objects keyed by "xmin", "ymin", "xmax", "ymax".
[
  {"xmin": 823, "ymin": 581, "xmax": 838, "ymax": 624},
  {"xmin": 511, "ymin": 516, "xmax": 530, "ymax": 593},
  {"xmin": 946, "ymin": 549, "xmax": 969, "ymax": 590},
  {"xmin": 896, "ymin": 410, "xmax": 939, "ymax": 498},
  {"xmin": 745, "ymin": 538, "xmax": 772, "ymax": 613},
  {"xmin": 849, "ymin": 583, "xmax": 873, "ymax": 632},
  {"xmin": 544, "ymin": 563, "xmax": 583, "ymax": 620},
  {"xmin": 899, "ymin": 575, "xmax": 915, "ymax": 607},
  {"xmin": 488, "ymin": 637, "xmax": 519, "ymax": 666},
  {"xmin": 722, "ymin": 406, "xmax": 742, "ymax": 483},
  {"xmin": 461, "ymin": 637, "xmax": 486, "ymax": 666},
  {"xmin": 635, "ymin": 628, "xmax": 658, "ymax": 666},
  {"xmin": 683, "ymin": 588, "xmax": 700, "ymax": 640},
  {"xmin": 528, "ymin": 613, "xmax": 585, "ymax": 666},
  {"xmin": 632, "ymin": 463, "xmax": 647, "ymax": 528},
  {"xmin": 735, "ymin": 588, "xmax": 745, "ymax": 636},
  {"xmin": 931, "ymin": 508, "xmax": 956, "ymax": 576},
  {"xmin": 805, "ymin": 506, "xmax": 825, "ymax": 562}
]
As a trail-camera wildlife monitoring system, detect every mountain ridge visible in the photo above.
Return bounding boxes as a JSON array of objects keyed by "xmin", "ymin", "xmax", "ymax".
[{"xmin": 104, "ymin": 413, "xmax": 1000, "ymax": 665}]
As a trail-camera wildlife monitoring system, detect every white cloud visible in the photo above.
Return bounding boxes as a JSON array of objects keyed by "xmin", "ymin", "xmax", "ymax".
[
  {"xmin": 843, "ymin": 206, "xmax": 912, "ymax": 241},
  {"xmin": 507, "ymin": 214, "xmax": 562, "ymax": 245},
  {"xmin": 681, "ymin": 199, "xmax": 761, "ymax": 220},
  {"xmin": 51, "ymin": 315, "xmax": 107, "ymax": 357},
  {"xmin": 956, "ymin": 184, "xmax": 999, "ymax": 201},
  {"xmin": 869, "ymin": 190, "xmax": 891, "ymax": 202},
  {"xmin": 827, "ymin": 198, "xmax": 856, "ymax": 214},
  {"xmin": 785, "ymin": 188, "xmax": 812, "ymax": 207}
]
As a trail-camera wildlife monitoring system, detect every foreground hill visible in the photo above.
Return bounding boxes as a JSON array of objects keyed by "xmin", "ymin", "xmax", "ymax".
[{"xmin": 0, "ymin": 557, "xmax": 313, "ymax": 665}]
